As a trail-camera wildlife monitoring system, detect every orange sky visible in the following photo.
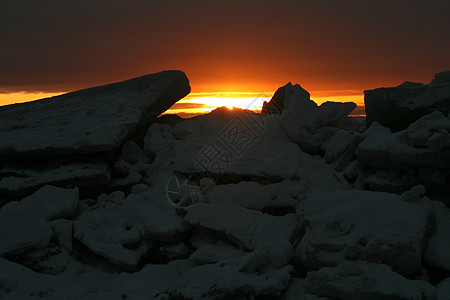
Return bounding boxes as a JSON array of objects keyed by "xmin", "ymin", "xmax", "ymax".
[{"xmin": 0, "ymin": 1, "xmax": 449, "ymax": 113}]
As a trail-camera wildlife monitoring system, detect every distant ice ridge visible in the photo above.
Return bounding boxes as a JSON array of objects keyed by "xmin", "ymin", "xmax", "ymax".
[{"xmin": 1, "ymin": 70, "xmax": 450, "ymax": 299}]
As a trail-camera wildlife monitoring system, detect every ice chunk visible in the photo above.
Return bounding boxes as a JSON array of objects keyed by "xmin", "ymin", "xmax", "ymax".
[
  {"xmin": 168, "ymin": 253, "xmax": 293, "ymax": 299},
  {"xmin": 204, "ymin": 178, "xmax": 301, "ymax": 212},
  {"xmin": 0, "ymin": 185, "xmax": 79, "ymax": 256},
  {"xmin": 74, "ymin": 190, "xmax": 189, "ymax": 269},
  {"xmin": 295, "ymin": 189, "xmax": 434, "ymax": 276},
  {"xmin": 185, "ymin": 203, "xmax": 298, "ymax": 268},
  {"xmin": 357, "ymin": 119, "xmax": 450, "ymax": 170},
  {"xmin": 266, "ymin": 83, "xmax": 355, "ymax": 154},
  {"xmin": 0, "ymin": 161, "xmax": 110, "ymax": 197},
  {"xmin": 304, "ymin": 261, "xmax": 436, "ymax": 299},
  {"xmin": 364, "ymin": 74, "xmax": 450, "ymax": 131}
]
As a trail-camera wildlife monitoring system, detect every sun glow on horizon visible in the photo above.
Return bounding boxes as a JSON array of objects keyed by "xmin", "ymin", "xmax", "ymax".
[
  {"xmin": 166, "ymin": 91, "xmax": 365, "ymax": 117},
  {"xmin": 0, "ymin": 92, "xmax": 64, "ymax": 107},
  {"xmin": 165, "ymin": 91, "xmax": 272, "ymax": 117},
  {"xmin": 0, "ymin": 90, "xmax": 365, "ymax": 118}
]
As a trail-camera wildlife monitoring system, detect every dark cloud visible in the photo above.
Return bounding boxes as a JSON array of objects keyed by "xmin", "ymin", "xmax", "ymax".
[{"xmin": 1, "ymin": 0, "xmax": 449, "ymax": 93}]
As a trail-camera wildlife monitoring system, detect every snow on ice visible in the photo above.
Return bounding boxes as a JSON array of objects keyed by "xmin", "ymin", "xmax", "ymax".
[{"xmin": 0, "ymin": 70, "xmax": 449, "ymax": 299}]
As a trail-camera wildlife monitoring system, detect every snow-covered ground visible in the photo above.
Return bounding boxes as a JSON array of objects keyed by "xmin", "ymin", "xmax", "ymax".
[{"xmin": 0, "ymin": 71, "xmax": 449, "ymax": 299}]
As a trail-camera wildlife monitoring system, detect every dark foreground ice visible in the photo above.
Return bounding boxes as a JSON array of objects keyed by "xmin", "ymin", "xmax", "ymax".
[{"xmin": 0, "ymin": 70, "xmax": 449, "ymax": 299}]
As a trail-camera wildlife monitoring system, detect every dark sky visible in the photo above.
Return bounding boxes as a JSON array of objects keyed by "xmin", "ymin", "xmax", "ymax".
[{"xmin": 1, "ymin": 0, "xmax": 449, "ymax": 95}]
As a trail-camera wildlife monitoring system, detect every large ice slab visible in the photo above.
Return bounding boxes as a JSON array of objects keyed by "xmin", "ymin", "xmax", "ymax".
[{"xmin": 0, "ymin": 70, "xmax": 190, "ymax": 161}]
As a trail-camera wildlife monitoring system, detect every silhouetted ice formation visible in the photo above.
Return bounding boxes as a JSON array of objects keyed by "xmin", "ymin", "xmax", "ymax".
[
  {"xmin": 0, "ymin": 70, "xmax": 449, "ymax": 299},
  {"xmin": 0, "ymin": 70, "xmax": 190, "ymax": 160},
  {"xmin": 364, "ymin": 70, "xmax": 450, "ymax": 132}
]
